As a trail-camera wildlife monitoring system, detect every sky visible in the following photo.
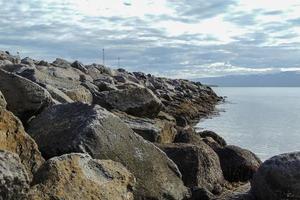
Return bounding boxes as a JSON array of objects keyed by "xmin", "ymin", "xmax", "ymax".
[{"xmin": 1, "ymin": 0, "xmax": 300, "ymax": 78}]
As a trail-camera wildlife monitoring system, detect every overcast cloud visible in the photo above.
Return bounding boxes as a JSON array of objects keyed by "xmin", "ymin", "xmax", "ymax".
[{"xmin": 1, "ymin": 0, "xmax": 300, "ymax": 78}]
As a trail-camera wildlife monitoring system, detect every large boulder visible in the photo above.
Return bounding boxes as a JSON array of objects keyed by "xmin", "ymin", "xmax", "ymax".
[
  {"xmin": 61, "ymin": 86, "xmax": 93, "ymax": 104},
  {"xmin": 0, "ymin": 107, "xmax": 44, "ymax": 178},
  {"xmin": 28, "ymin": 153, "xmax": 135, "ymax": 200},
  {"xmin": 27, "ymin": 103, "xmax": 189, "ymax": 200},
  {"xmin": 0, "ymin": 150, "xmax": 30, "ymax": 200},
  {"xmin": 198, "ymin": 130, "xmax": 227, "ymax": 147},
  {"xmin": 251, "ymin": 152, "xmax": 300, "ymax": 200},
  {"xmin": 0, "ymin": 69, "xmax": 53, "ymax": 123},
  {"xmin": 216, "ymin": 145, "xmax": 262, "ymax": 182},
  {"xmin": 156, "ymin": 143, "xmax": 225, "ymax": 195},
  {"xmin": 115, "ymin": 111, "xmax": 177, "ymax": 143},
  {"xmin": 93, "ymin": 87, "xmax": 162, "ymax": 118}
]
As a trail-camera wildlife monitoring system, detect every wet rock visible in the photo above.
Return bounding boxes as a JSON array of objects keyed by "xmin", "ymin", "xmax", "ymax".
[
  {"xmin": 251, "ymin": 152, "xmax": 300, "ymax": 200},
  {"xmin": 216, "ymin": 145, "xmax": 262, "ymax": 182},
  {"xmin": 0, "ymin": 150, "xmax": 30, "ymax": 200},
  {"xmin": 93, "ymin": 87, "xmax": 162, "ymax": 118},
  {"xmin": 116, "ymin": 112, "xmax": 177, "ymax": 143},
  {"xmin": 156, "ymin": 143, "xmax": 225, "ymax": 195},
  {"xmin": 27, "ymin": 103, "xmax": 189, "ymax": 200},
  {"xmin": 28, "ymin": 153, "xmax": 135, "ymax": 200},
  {"xmin": 0, "ymin": 69, "xmax": 53, "ymax": 123},
  {"xmin": 0, "ymin": 107, "xmax": 44, "ymax": 178}
]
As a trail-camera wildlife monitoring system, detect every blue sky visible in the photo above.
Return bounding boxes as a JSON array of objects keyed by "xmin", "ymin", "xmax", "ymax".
[{"xmin": 1, "ymin": 0, "xmax": 300, "ymax": 78}]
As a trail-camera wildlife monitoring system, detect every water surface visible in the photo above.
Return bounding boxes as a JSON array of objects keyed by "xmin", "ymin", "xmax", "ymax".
[{"xmin": 196, "ymin": 87, "xmax": 300, "ymax": 161}]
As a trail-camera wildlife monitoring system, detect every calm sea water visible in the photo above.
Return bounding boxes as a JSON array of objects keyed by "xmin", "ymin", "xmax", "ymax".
[{"xmin": 196, "ymin": 87, "xmax": 300, "ymax": 161}]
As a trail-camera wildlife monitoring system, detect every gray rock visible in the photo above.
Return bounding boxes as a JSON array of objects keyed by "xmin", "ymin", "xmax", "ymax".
[
  {"xmin": 0, "ymin": 69, "xmax": 53, "ymax": 123},
  {"xmin": 0, "ymin": 150, "xmax": 30, "ymax": 200},
  {"xmin": 199, "ymin": 130, "xmax": 227, "ymax": 147},
  {"xmin": 93, "ymin": 87, "xmax": 162, "ymax": 118},
  {"xmin": 71, "ymin": 60, "xmax": 88, "ymax": 73},
  {"xmin": 45, "ymin": 84, "xmax": 74, "ymax": 103},
  {"xmin": 28, "ymin": 153, "xmax": 135, "ymax": 200},
  {"xmin": 0, "ymin": 50, "xmax": 20, "ymax": 64},
  {"xmin": 27, "ymin": 102, "xmax": 189, "ymax": 200},
  {"xmin": 21, "ymin": 57, "xmax": 35, "ymax": 66},
  {"xmin": 0, "ymin": 91, "xmax": 7, "ymax": 108},
  {"xmin": 52, "ymin": 58, "xmax": 72, "ymax": 68},
  {"xmin": 216, "ymin": 145, "xmax": 262, "ymax": 182},
  {"xmin": 251, "ymin": 152, "xmax": 300, "ymax": 200},
  {"xmin": 156, "ymin": 143, "xmax": 225, "ymax": 195}
]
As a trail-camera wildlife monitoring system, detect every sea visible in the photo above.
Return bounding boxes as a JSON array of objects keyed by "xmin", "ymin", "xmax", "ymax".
[{"xmin": 196, "ymin": 87, "xmax": 300, "ymax": 161}]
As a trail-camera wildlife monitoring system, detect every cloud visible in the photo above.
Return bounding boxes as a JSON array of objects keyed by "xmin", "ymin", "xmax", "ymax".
[{"xmin": 0, "ymin": 0, "xmax": 300, "ymax": 79}]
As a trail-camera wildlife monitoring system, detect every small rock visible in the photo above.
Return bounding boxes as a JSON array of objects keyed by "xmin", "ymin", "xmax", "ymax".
[{"xmin": 199, "ymin": 130, "xmax": 227, "ymax": 147}]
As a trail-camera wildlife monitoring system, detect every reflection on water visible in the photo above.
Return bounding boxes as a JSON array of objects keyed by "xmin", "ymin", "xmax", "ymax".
[{"xmin": 196, "ymin": 87, "xmax": 300, "ymax": 161}]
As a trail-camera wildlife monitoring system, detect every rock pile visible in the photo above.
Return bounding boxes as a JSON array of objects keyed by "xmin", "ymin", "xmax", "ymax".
[{"xmin": 0, "ymin": 50, "xmax": 298, "ymax": 200}]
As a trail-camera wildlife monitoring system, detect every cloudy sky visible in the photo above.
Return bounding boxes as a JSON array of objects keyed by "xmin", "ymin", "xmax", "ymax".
[{"xmin": 1, "ymin": 0, "xmax": 300, "ymax": 78}]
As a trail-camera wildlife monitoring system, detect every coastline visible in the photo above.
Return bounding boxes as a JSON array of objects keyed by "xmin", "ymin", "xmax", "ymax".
[{"xmin": 0, "ymin": 50, "xmax": 299, "ymax": 200}]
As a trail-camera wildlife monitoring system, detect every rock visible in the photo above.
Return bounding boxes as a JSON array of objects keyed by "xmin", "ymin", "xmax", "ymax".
[
  {"xmin": 175, "ymin": 126, "xmax": 204, "ymax": 146},
  {"xmin": 0, "ymin": 69, "xmax": 53, "ymax": 123},
  {"xmin": 28, "ymin": 153, "xmax": 135, "ymax": 200},
  {"xmin": 218, "ymin": 183, "xmax": 254, "ymax": 200},
  {"xmin": 0, "ymin": 50, "xmax": 20, "ymax": 64},
  {"xmin": 21, "ymin": 57, "xmax": 35, "ymax": 66},
  {"xmin": 199, "ymin": 130, "xmax": 227, "ymax": 147},
  {"xmin": 115, "ymin": 112, "xmax": 177, "ymax": 143},
  {"xmin": 27, "ymin": 103, "xmax": 189, "ymax": 200},
  {"xmin": 0, "ymin": 150, "xmax": 30, "ymax": 200},
  {"xmin": 86, "ymin": 64, "xmax": 114, "ymax": 79},
  {"xmin": 216, "ymin": 145, "xmax": 262, "ymax": 182},
  {"xmin": 52, "ymin": 58, "xmax": 72, "ymax": 68},
  {"xmin": 189, "ymin": 187, "xmax": 215, "ymax": 200},
  {"xmin": 0, "ymin": 107, "xmax": 44, "ymax": 178},
  {"xmin": 156, "ymin": 143, "xmax": 225, "ymax": 195},
  {"xmin": 251, "ymin": 152, "xmax": 300, "ymax": 200},
  {"xmin": 62, "ymin": 86, "xmax": 93, "ymax": 104},
  {"xmin": 71, "ymin": 60, "xmax": 88, "ymax": 73},
  {"xmin": 45, "ymin": 84, "xmax": 74, "ymax": 103},
  {"xmin": 0, "ymin": 91, "xmax": 7, "ymax": 108},
  {"xmin": 93, "ymin": 87, "xmax": 162, "ymax": 118}
]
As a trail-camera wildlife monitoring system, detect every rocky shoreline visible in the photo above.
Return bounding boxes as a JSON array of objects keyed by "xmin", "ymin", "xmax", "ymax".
[{"xmin": 0, "ymin": 50, "xmax": 299, "ymax": 200}]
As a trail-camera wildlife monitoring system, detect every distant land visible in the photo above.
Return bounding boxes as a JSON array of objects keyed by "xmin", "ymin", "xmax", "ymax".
[{"xmin": 195, "ymin": 71, "xmax": 300, "ymax": 87}]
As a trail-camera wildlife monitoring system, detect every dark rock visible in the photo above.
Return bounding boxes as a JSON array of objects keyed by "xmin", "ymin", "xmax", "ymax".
[
  {"xmin": 156, "ymin": 143, "xmax": 225, "ymax": 195},
  {"xmin": 71, "ymin": 60, "xmax": 88, "ymax": 73},
  {"xmin": 0, "ymin": 91, "xmax": 7, "ymax": 108},
  {"xmin": 0, "ymin": 150, "xmax": 30, "ymax": 200},
  {"xmin": 27, "ymin": 103, "xmax": 189, "ymax": 200},
  {"xmin": 28, "ymin": 153, "xmax": 135, "ymax": 200},
  {"xmin": 21, "ymin": 57, "xmax": 35, "ymax": 66},
  {"xmin": 0, "ymin": 69, "xmax": 53, "ymax": 123},
  {"xmin": 189, "ymin": 187, "xmax": 215, "ymax": 200},
  {"xmin": 93, "ymin": 87, "xmax": 162, "ymax": 118},
  {"xmin": 198, "ymin": 130, "xmax": 227, "ymax": 147},
  {"xmin": 251, "ymin": 152, "xmax": 300, "ymax": 200},
  {"xmin": 216, "ymin": 145, "xmax": 262, "ymax": 182}
]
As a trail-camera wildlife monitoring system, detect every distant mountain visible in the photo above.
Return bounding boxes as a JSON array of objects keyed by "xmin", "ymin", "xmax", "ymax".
[{"xmin": 195, "ymin": 71, "xmax": 300, "ymax": 87}]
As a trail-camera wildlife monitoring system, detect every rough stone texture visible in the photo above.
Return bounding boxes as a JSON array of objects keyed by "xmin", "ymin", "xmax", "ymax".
[
  {"xmin": 251, "ymin": 152, "xmax": 300, "ymax": 200},
  {"xmin": 28, "ymin": 153, "xmax": 135, "ymax": 200},
  {"xmin": 0, "ymin": 150, "xmax": 30, "ymax": 200},
  {"xmin": 218, "ymin": 183, "xmax": 254, "ymax": 200},
  {"xmin": 62, "ymin": 86, "xmax": 93, "ymax": 104},
  {"xmin": 115, "ymin": 111, "xmax": 177, "ymax": 143},
  {"xmin": 156, "ymin": 143, "xmax": 225, "ymax": 195},
  {"xmin": 216, "ymin": 145, "xmax": 262, "ymax": 182},
  {"xmin": 45, "ymin": 84, "xmax": 74, "ymax": 103},
  {"xmin": 0, "ymin": 69, "xmax": 53, "ymax": 123},
  {"xmin": 199, "ymin": 130, "xmax": 227, "ymax": 147},
  {"xmin": 27, "ymin": 103, "xmax": 189, "ymax": 200},
  {"xmin": 93, "ymin": 87, "xmax": 163, "ymax": 118},
  {"xmin": 0, "ymin": 91, "xmax": 6, "ymax": 109},
  {"xmin": 0, "ymin": 50, "xmax": 20, "ymax": 64},
  {"xmin": 0, "ymin": 108, "xmax": 44, "ymax": 179}
]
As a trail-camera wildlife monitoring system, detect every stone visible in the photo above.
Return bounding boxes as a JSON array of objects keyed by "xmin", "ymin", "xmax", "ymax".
[
  {"xmin": 156, "ymin": 143, "xmax": 225, "ymax": 195},
  {"xmin": 28, "ymin": 153, "xmax": 135, "ymax": 200},
  {"xmin": 0, "ymin": 150, "xmax": 30, "ymax": 200},
  {"xmin": 45, "ymin": 84, "xmax": 74, "ymax": 103},
  {"xmin": 21, "ymin": 57, "xmax": 35, "ymax": 66},
  {"xmin": 0, "ymin": 91, "xmax": 6, "ymax": 108},
  {"xmin": 0, "ymin": 108, "xmax": 44, "ymax": 179},
  {"xmin": 27, "ymin": 103, "xmax": 189, "ymax": 200},
  {"xmin": 199, "ymin": 130, "xmax": 227, "ymax": 147},
  {"xmin": 62, "ymin": 86, "xmax": 93, "ymax": 104},
  {"xmin": 251, "ymin": 152, "xmax": 300, "ymax": 200},
  {"xmin": 93, "ymin": 87, "xmax": 162, "ymax": 118},
  {"xmin": 0, "ymin": 50, "xmax": 20, "ymax": 64},
  {"xmin": 71, "ymin": 60, "xmax": 88, "ymax": 73},
  {"xmin": 216, "ymin": 145, "xmax": 262, "ymax": 182},
  {"xmin": 115, "ymin": 112, "xmax": 177, "ymax": 143},
  {"xmin": 0, "ymin": 69, "xmax": 53, "ymax": 123}
]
